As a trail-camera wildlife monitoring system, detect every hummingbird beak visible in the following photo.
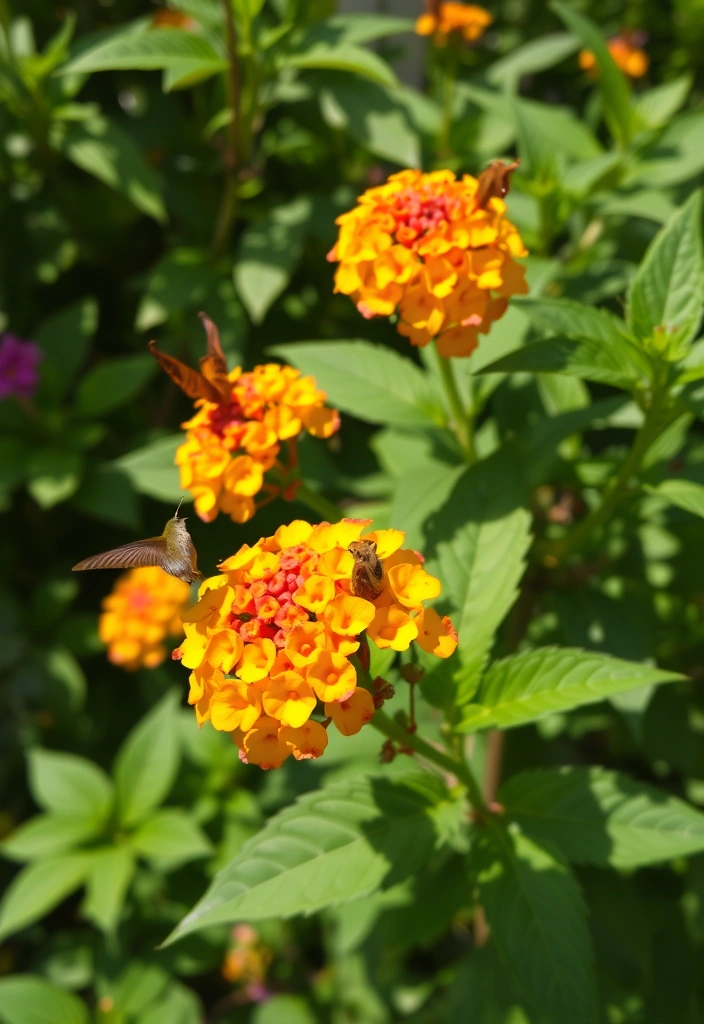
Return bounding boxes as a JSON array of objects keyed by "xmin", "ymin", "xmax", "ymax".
[{"xmin": 174, "ymin": 495, "xmax": 185, "ymax": 518}]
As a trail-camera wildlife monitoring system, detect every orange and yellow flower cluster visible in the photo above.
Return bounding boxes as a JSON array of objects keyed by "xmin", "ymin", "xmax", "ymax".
[
  {"xmin": 328, "ymin": 169, "xmax": 528, "ymax": 358},
  {"xmin": 415, "ymin": 3, "xmax": 492, "ymax": 44},
  {"xmin": 99, "ymin": 567, "xmax": 190, "ymax": 671},
  {"xmin": 174, "ymin": 518, "xmax": 457, "ymax": 769},
  {"xmin": 176, "ymin": 364, "xmax": 339, "ymax": 524},
  {"xmin": 579, "ymin": 31, "xmax": 649, "ymax": 78}
]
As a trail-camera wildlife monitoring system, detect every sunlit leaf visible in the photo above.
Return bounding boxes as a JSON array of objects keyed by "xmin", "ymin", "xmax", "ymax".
[
  {"xmin": 163, "ymin": 775, "xmax": 445, "ymax": 944},
  {"xmin": 459, "ymin": 648, "xmax": 683, "ymax": 732},
  {"xmin": 271, "ymin": 340, "xmax": 444, "ymax": 428}
]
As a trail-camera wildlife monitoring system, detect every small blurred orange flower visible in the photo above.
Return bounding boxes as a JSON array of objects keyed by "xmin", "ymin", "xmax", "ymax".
[
  {"xmin": 222, "ymin": 924, "xmax": 271, "ymax": 1003},
  {"xmin": 416, "ymin": 3, "xmax": 492, "ymax": 45},
  {"xmin": 328, "ymin": 169, "xmax": 527, "ymax": 357},
  {"xmin": 174, "ymin": 518, "xmax": 457, "ymax": 768},
  {"xmin": 150, "ymin": 316, "xmax": 339, "ymax": 524},
  {"xmin": 579, "ymin": 31, "xmax": 649, "ymax": 78},
  {"xmin": 99, "ymin": 567, "xmax": 190, "ymax": 671}
]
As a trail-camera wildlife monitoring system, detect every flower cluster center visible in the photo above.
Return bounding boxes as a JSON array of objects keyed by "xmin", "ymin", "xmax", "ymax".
[
  {"xmin": 205, "ymin": 397, "xmax": 250, "ymax": 439},
  {"xmin": 228, "ymin": 546, "xmax": 316, "ymax": 649},
  {"xmin": 392, "ymin": 187, "xmax": 460, "ymax": 247}
]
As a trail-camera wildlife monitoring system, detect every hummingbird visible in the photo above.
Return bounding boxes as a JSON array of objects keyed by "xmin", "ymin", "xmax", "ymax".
[{"xmin": 72, "ymin": 499, "xmax": 203, "ymax": 584}]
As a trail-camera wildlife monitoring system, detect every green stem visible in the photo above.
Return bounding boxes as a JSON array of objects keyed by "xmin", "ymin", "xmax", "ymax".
[
  {"xmin": 436, "ymin": 351, "xmax": 474, "ymax": 461},
  {"xmin": 294, "ymin": 482, "xmax": 344, "ymax": 524},
  {"xmin": 211, "ymin": 0, "xmax": 240, "ymax": 260},
  {"xmin": 540, "ymin": 393, "xmax": 672, "ymax": 565},
  {"xmin": 371, "ymin": 711, "xmax": 489, "ymax": 816}
]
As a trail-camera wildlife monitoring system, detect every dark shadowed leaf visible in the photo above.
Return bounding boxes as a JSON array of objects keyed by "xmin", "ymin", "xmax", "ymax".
[
  {"xmin": 475, "ymin": 831, "xmax": 598, "ymax": 1024},
  {"xmin": 501, "ymin": 766, "xmax": 704, "ymax": 868},
  {"xmin": 53, "ymin": 118, "xmax": 166, "ymax": 222}
]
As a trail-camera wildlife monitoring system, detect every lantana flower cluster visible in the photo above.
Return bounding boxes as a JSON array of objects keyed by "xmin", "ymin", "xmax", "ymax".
[
  {"xmin": 174, "ymin": 518, "xmax": 457, "ymax": 769},
  {"xmin": 579, "ymin": 30, "xmax": 649, "ymax": 78},
  {"xmin": 177, "ymin": 364, "xmax": 340, "ymax": 524},
  {"xmin": 328, "ymin": 169, "xmax": 528, "ymax": 358},
  {"xmin": 415, "ymin": 3, "xmax": 492, "ymax": 44},
  {"xmin": 99, "ymin": 567, "xmax": 190, "ymax": 671}
]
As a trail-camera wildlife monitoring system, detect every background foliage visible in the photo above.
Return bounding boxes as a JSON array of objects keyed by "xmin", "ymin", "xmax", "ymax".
[{"xmin": 2, "ymin": 0, "xmax": 704, "ymax": 1021}]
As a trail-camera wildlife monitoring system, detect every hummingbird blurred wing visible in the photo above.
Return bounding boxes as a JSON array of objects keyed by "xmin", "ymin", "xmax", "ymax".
[
  {"xmin": 72, "ymin": 537, "xmax": 168, "ymax": 573},
  {"xmin": 198, "ymin": 311, "xmax": 229, "ymax": 381},
  {"xmin": 148, "ymin": 341, "xmax": 225, "ymax": 404}
]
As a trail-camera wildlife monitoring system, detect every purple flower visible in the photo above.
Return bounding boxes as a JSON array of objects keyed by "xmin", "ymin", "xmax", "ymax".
[{"xmin": 0, "ymin": 333, "xmax": 42, "ymax": 400}]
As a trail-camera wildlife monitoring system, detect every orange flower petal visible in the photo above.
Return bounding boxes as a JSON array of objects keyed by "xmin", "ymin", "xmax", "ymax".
[
  {"xmin": 237, "ymin": 638, "xmax": 276, "ymax": 682},
  {"xmin": 387, "ymin": 563, "xmax": 442, "ymax": 608},
  {"xmin": 280, "ymin": 720, "xmax": 329, "ymax": 760},
  {"xmin": 325, "ymin": 687, "xmax": 375, "ymax": 736},
  {"xmin": 243, "ymin": 716, "xmax": 291, "ymax": 769},
  {"xmin": 307, "ymin": 650, "xmax": 357, "ymax": 702},
  {"xmin": 414, "ymin": 607, "xmax": 458, "ymax": 658},
  {"xmin": 367, "ymin": 604, "xmax": 419, "ymax": 651}
]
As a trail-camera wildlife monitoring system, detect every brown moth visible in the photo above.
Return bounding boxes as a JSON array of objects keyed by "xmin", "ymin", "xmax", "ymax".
[
  {"xmin": 72, "ymin": 500, "xmax": 202, "ymax": 584},
  {"xmin": 148, "ymin": 311, "xmax": 231, "ymax": 404},
  {"xmin": 349, "ymin": 540, "xmax": 385, "ymax": 601},
  {"xmin": 475, "ymin": 159, "xmax": 520, "ymax": 209}
]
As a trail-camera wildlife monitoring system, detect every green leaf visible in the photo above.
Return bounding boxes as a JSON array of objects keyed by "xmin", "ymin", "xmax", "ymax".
[
  {"xmin": 76, "ymin": 353, "xmax": 156, "ymax": 417},
  {"xmin": 0, "ymin": 439, "xmax": 29, "ymax": 495},
  {"xmin": 163, "ymin": 774, "xmax": 444, "ymax": 944},
  {"xmin": 114, "ymin": 690, "xmax": 181, "ymax": 828},
  {"xmin": 628, "ymin": 191, "xmax": 704, "ymax": 350},
  {"xmin": 271, "ymin": 340, "xmax": 443, "ymax": 428},
  {"xmin": 28, "ymin": 749, "xmax": 113, "ymax": 822},
  {"xmin": 135, "ymin": 248, "xmax": 218, "ymax": 331},
  {"xmin": 552, "ymin": 1, "xmax": 633, "ymax": 145},
  {"xmin": 253, "ymin": 997, "xmax": 316, "ymax": 1024},
  {"xmin": 478, "ymin": 336, "xmax": 647, "ymax": 390},
  {"xmin": 82, "ymin": 847, "xmax": 135, "ymax": 934},
  {"xmin": 71, "ymin": 464, "xmax": 139, "ymax": 528},
  {"xmin": 299, "ymin": 13, "xmax": 414, "ymax": 47},
  {"xmin": 61, "ymin": 27, "xmax": 227, "ymax": 77},
  {"xmin": 475, "ymin": 831, "xmax": 598, "ymax": 1024},
  {"xmin": 487, "ymin": 32, "xmax": 578, "ymax": 88},
  {"xmin": 2, "ymin": 814, "xmax": 102, "ymax": 862},
  {"xmin": 234, "ymin": 197, "xmax": 312, "ymax": 324},
  {"xmin": 320, "ymin": 75, "xmax": 420, "ymax": 168},
  {"xmin": 27, "ymin": 449, "xmax": 83, "ymax": 509},
  {"xmin": 0, "ymin": 976, "xmax": 89, "ymax": 1024},
  {"xmin": 459, "ymin": 648, "xmax": 683, "ymax": 733},
  {"xmin": 460, "ymin": 85, "xmax": 601, "ymax": 161},
  {"xmin": 139, "ymin": 983, "xmax": 201, "ymax": 1024},
  {"xmin": 425, "ymin": 453, "xmax": 532, "ymax": 705},
  {"xmin": 629, "ymin": 112, "xmax": 704, "ymax": 188},
  {"xmin": 635, "ymin": 75, "xmax": 692, "ymax": 128},
  {"xmin": 501, "ymin": 766, "xmax": 704, "ymax": 868},
  {"xmin": 35, "ymin": 298, "xmax": 97, "ymax": 400},
  {"xmin": 391, "ymin": 461, "xmax": 466, "ymax": 550},
  {"xmin": 53, "ymin": 118, "xmax": 166, "ymax": 222},
  {"xmin": 515, "ymin": 296, "xmax": 634, "ymax": 346},
  {"xmin": 280, "ymin": 43, "xmax": 397, "ymax": 88},
  {"xmin": 129, "ymin": 809, "xmax": 212, "ymax": 869},
  {"xmin": 0, "ymin": 853, "xmax": 93, "ymax": 942},
  {"xmin": 115, "ymin": 434, "xmax": 184, "ymax": 503},
  {"xmin": 644, "ymin": 471, "xmax": 704, "ymax": 520}
]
